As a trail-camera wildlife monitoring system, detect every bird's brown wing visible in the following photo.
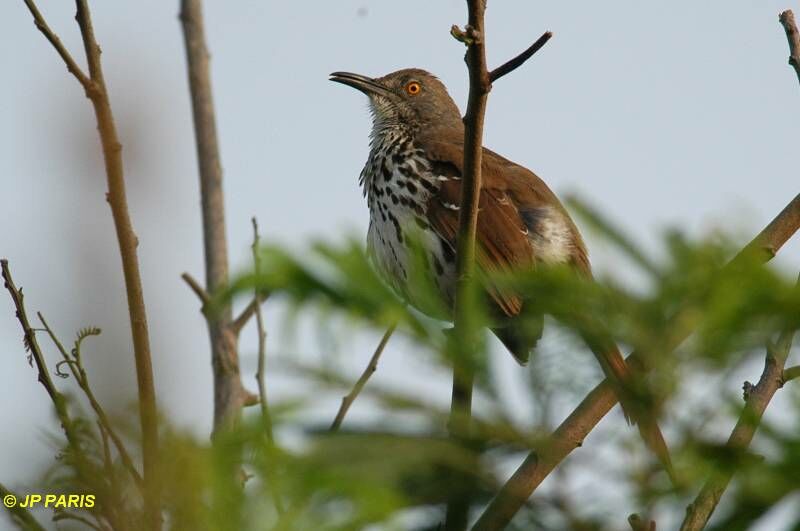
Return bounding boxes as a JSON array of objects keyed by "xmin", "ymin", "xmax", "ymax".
[
  {"xmin": 421, "ymin": 137, "xmax": 589, "ymax": 287},
  {"xmin": 421, "ymin": 139, "xmax": 576, "ymax": 363},
  {"xmin": 422, "ymin": 140, "xmax": 538, "ymax": 318},
  {"xmin": 420, "ymin": 138, "xmax": 674, "ymax": 477}
]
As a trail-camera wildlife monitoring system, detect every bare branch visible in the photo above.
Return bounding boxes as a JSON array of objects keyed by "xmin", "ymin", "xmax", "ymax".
[
  {"xmin": 242, "ymin": 392, "xmax": 260, "ymax": 406},
  {"xmin": 783, "ymin": 365, "xmax": 800, "ymax": 383},
  {"xmin": 251, "ymin": 217, "xmax": 275, "ymax": 440},
  {"xmin": 779, "ymin": 10, "xmax": 800, "ymax": 85},
  {"xmin": 446, "ymin": 2, "xmax": 491, "ymax": 528},
  {"xmin": 180, "ymin": 0, "xmax": 253, "ymax": 434},
  {"xmin": 734, "ymin": 194, "xmax": 800, "ymax": 263},
  {"xmin": 330, "ymin": 324, "xmax": 396, "ymax": 431},
  {"xmin": 231, "ymin": 296, "xmax": 267, "ymax": 337},
  {"xmin": 250, "ymin": 217, "xmax": 286, "ymax": 515},
  {"xmin": 679, "ymin": 294, "xmax": 798, "ymax": 530},
  {"xmin": 472, "ymin": 370, "xmax": 618, "ymax": 530},
  {"xmin": 472, "ymin": 191, "xmax": 800, "ymax": 529},
  {"xmin": 489, "ymin": 31, "xmax": 553, "ymax": 83},
  {"xmin": 181, "ymin": 272, "xmax": 211, "ymax": 307},
  {"xmin": 22, "ymin": 1, "xmax": 161, "ymax": 525},
  {"xmin": 21, "ymin": 0, "xmax": 93, "ymax": 92},
  {"xmin": 2, "ymin": 260, "xmax": 60, "ymax": 404}
]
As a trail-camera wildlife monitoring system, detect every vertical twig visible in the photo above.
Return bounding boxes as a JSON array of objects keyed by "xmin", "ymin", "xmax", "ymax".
[
  {"xmin": 446, "ymin": 1, "xmax": 491, "ymax": 529},
  {"xmin": 251, "ymin": 217, "xmax": 275, "ymax": 441},
  {"xmin": 74, "ymin": 2, "xmax": 161, "ymax": 526},
  {"xmin": 180, "ymin": 0, "xmax": 255, "ymax": 434},
  {"xmin": 250, "ymin": 223, "xmax": 285, "ymax": 516},
  {"xmin": 21, "ymin": 2, "xmax": 162, "ymax": 526}
]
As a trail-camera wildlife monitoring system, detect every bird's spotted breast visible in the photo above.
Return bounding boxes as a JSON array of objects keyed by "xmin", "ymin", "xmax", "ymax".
[{"xmin": 363, "ymin": 136, "xmax": 456, "ymax": 318}]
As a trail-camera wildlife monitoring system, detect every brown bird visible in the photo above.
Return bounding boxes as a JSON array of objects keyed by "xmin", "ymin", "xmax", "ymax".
[{"xmin": 331, "ymin": 68, "xmax": 673, "ymax": 475}]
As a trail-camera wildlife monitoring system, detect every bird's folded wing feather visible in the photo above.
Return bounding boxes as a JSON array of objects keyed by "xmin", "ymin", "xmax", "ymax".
[{"xmin": 421, "ymin": 138, "xmax": 582, "ymax": 317}]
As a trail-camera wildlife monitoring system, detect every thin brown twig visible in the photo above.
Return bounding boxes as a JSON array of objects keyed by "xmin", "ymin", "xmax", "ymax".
[
  {"xmin": 679, "ymin": 277, "xmax": 798, "ymax": 530},
  {"xmin": 231, "ymin": 297, "xmax": 263, "ymax": 337},
  {"xmin": 38, "ymin": 312, "xmax": 144, "ymax": 492},
  {"xmin": 182, "ymin": 272, "xmax": 265, "ymax": 335},
  {"xmin": 489, "ymin": 31, "xmax": 553, "ymax": 83},
  {"xmin": 21, "ymin": 0, "xmax": 93, "ymax": 91},
  {"xmin": 251, "ymin": 217, "xmax": 275, "ymax": 441},
  {"xmin": 181, "ymin": 272, "xmax": 210, "ymax": 307},
  {"xmin": 472, "ymin": 191, "xmax": 800, "ymax": 530},
  {"xmin": 783, "ymin": 365, "xmax": 800, "ymax": 383},
  {"xmin": 2, "ymin": 260, "xmax": 60, "ymax": 404},
  {"xmin": 446, "ymin": 1, "xmax": 491, "ymax": 529},
  {"xmin": 330, "ymin": 324, "xmax": 397, "ymax": 431},
  {"xmin": 22, "ymin": 1, "xmax": 161, "ymax": 525},
  {"xmin": 180, "ymin": 0, "xmax": 253, "ymax": 435},
  {"xmin": 251, "ymin": 217, "xmax": 285, "ymax": 515},
  {"xmin": 779, "ymin": 10, "xmax": 800, "ymax": 85}
]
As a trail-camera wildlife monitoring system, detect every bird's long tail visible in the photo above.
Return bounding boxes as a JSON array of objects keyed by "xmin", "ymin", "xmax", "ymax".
[{"xmin": 587, "ymin": 338, "xmax": 676, "ymax": 483}]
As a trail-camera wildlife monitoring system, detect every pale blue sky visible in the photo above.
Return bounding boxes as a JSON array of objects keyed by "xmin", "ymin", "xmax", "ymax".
[{"xmin": 1, "ymin": 2, "xmax": 799, "ymax": 529}]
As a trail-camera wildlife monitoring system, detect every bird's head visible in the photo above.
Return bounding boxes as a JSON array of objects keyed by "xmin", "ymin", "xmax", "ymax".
[{"xmin": 330, "ymin": 68, "xmax": 462, "ymax": 135}]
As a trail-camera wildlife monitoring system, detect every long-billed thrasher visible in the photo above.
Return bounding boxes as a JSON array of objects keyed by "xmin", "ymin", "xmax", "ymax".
[{"xmin": 330, "ymin": 68, "xmax": 674, "ymax": 476}]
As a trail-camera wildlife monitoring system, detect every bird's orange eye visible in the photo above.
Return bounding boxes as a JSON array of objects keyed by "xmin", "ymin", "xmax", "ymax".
[{"xmin": 405, "ymin": 81, "xmax": 422, "ymax": 95}]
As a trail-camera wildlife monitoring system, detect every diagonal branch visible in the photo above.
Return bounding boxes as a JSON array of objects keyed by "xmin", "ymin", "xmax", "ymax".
[
  {"xmin": 489, "ymin": 31, "xmax": 553, "ymax": 83},
  {"xmin": 472, "ymin": 190, "xmax": 800, "ymax": 530},
  {"xmin": 679, "ymin": 310, "xmax": 797, "ymax": 531},
  {"xmin": 231, "ymin": 297, "xmax": 264, "ymax": 337},
  {"xmin": 2, "ymin": 260, "xmax": 64, "ymax": 414},
  {"xmin": 181, "ymin": 272, "xmax": 210, "ymax": 307},
  {"xmin": 330, "ymin": 324, "xmax": 396, "ymax": 431}
]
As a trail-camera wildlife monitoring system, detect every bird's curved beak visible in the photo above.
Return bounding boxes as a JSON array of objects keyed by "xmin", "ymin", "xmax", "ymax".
[{"xmin": 329, "ymin": 71, "xmax": 393, "ymax": 98}]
